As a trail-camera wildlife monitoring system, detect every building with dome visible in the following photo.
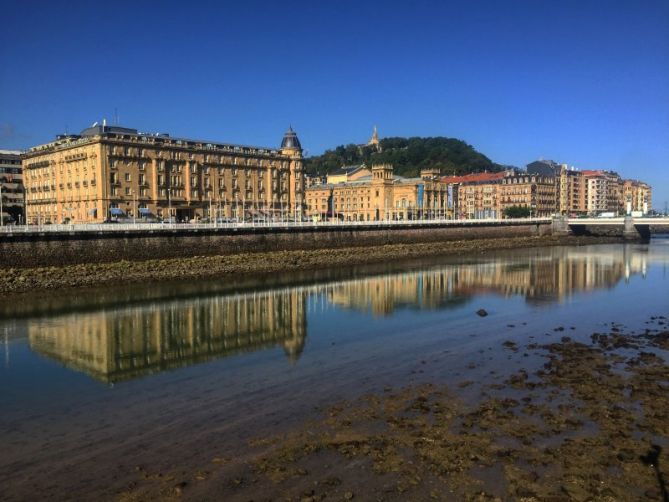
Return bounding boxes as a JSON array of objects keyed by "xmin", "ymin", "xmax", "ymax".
[{"xmin": 22, "ymin": 124, "xmax": 305, "ymax": 223}]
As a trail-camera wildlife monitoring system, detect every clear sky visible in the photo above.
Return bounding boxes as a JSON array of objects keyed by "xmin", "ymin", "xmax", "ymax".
[{"xmin": 1, "ymin": 0, "xmax": 667, "ymax": 209}]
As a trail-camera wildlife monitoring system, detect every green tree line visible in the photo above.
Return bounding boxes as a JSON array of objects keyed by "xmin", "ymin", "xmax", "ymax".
[{"xmin": 304, "ymin": 136, "xmax": 503, "ymax": 178}]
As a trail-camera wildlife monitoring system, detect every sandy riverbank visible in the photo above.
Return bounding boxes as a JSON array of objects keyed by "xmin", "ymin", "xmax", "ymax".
[{"xmin": 0, "ymin": 235, "xmax": 621, "ymax": 295}]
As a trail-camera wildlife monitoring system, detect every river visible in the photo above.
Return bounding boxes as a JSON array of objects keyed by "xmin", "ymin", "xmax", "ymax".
[{"xmin": 1, "ymin": 239, "xmax": 668, "ymax": 501}]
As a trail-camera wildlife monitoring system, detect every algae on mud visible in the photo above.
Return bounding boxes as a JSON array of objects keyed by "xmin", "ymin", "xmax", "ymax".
[
  {"xmin": 0, "ymin": 235, "xmax": 619, "ymax": 294},
  {"xmin": 114, "ymin": 317, "xmax": 669, "ymax": 501}
]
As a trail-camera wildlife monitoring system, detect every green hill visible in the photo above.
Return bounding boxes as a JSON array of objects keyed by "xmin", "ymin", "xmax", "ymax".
[{"xmin": 304, "ymin": 136, "xmax": 502, "ymax": 178}]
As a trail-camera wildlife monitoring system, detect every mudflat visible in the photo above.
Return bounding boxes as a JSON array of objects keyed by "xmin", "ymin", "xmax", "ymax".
[
  {"xmin": 0, "ymin": 235, "xmax": 619, "ymax": 294},
  {"xmin": 116, "ymin": 317, "xmax": 669, "ymax": 501}
]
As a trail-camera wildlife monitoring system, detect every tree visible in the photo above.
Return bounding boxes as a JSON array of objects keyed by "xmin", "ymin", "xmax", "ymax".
[
  {"xmin": 304, "ymin": 136, "xmax": 501, "ymax": 178},
  {"xmin": 504, "ymin": 206, "xmax": 531, "ymax": 218}
]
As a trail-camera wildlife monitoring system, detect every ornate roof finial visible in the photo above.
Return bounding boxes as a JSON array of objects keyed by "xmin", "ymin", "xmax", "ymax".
[{"xmin": 368, "ymin": 125, "xmax": 379, "ymax": 147}]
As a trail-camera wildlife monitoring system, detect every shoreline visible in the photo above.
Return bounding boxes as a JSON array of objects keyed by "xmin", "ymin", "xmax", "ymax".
[{"xmin": 0, "ymin": 235, "xmax": 629, "ymax": 295}]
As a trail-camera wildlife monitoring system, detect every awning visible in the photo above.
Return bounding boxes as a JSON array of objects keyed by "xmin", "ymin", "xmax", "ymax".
[
  {"xmin": 139, "ymin": 207, "xmax": 150, "ymax": 215},
  {"xmin": 110, "ymin": 208, "xmax": 125, "ymax": 216}
]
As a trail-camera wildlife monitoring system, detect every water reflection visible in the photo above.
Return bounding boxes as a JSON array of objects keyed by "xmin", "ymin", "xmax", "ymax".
[
  {"xmin": 29, "ymin": 291, "xmax": 307, "ymax": 383},
  {"xmin": 14, "ymin": 243, "xmax": 668, "ymax": 383}
]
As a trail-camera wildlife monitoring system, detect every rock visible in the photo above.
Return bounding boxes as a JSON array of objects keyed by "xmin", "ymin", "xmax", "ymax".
[
  {"xmin": 476, "ymin": 309, "xmax": 488, "ymax": 317},
  {"xmin": 344, "ymin": 491, "xmax": 354, "ymax": 500}
]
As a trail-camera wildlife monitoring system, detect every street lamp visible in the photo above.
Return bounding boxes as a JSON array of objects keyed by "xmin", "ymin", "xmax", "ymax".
[
  {"xmin": 168, "ymin": 187, "xmax": 172, "ymax": 224},
  {"xmin": 208, "ymin": 192, "xmax": 212, "ymax": 224}
]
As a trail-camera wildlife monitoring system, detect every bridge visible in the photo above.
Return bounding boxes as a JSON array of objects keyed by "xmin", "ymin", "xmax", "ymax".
[{"xmin": 557, "ymin": 217, "xmax": 669, "ymax": 240}]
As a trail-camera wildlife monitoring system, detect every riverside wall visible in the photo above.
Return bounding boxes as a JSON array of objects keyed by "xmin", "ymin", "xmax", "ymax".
[{"xmin": 0, "ymin": 222, "xmax": 552, "ymax": 268}]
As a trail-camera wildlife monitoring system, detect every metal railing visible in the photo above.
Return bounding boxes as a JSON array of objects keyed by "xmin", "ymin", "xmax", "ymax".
[{"xmin": 0, "ymin": 217, "xmax": 553, "ymax": 234}]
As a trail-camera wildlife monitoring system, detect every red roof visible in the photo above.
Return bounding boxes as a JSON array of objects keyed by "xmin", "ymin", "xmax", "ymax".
[
  {"xmin": 581, "ymin": 170, "xmax": 605, "ymax": 177},
  {"xmin": 440, "ymin": 172, "xmax": 506, "ymax": 184}
]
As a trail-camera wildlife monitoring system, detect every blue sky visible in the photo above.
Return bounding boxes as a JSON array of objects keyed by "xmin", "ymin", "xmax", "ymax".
[{"xmin": 1, "ymin": 0, "xmax": 667, "ymax": 209}]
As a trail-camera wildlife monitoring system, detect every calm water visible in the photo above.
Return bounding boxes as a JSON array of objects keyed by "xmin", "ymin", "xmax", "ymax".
[{"xmin": 1, "ymin": 240, "xmax": 668, "ymax": 499}]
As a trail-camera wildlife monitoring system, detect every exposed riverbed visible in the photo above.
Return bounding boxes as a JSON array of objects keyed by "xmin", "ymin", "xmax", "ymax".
[
  {"xmin": 0, "ymin": 235, "xmax": 621, "ymax": 294},
  {"xmin": 0, "ymin": 239, "xmax": 667, "ymax": 501}
]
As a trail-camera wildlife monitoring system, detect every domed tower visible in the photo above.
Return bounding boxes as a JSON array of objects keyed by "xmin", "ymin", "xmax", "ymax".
[
  {"xmin": 279, "ymin": 126, "xmax": 304, "ymax": 217},
  {"xmin": 280, "ymin": 125, "xmax": 302, "ymax": 151}
]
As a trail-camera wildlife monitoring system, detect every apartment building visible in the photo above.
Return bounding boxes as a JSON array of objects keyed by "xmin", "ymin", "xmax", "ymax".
[
  {"xmin": 0, "ymin": 149, "xmax": 24, "ymax": 224},
  {"xmin": 499, "ymin": 172, "xmax": 556, "ymax": 217},
  {"xmin": 582, "ymin": 170, "xmax": 621, "ymax": 214},
  {"xmin": 623, "ymin": 180, "xmax": 652, "ymax": 214},
  {"xmin": 528, "ymin": 160, "xmax": 651, "ymax": 216},
  {"xmin": 441, "ymin": 172, "xmax": 505, "ymax": 219}
]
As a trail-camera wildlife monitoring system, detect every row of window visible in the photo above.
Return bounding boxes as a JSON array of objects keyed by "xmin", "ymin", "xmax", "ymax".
[{"xmin": 110, "ymin": 149, "xmax": 295, "ymax": 169}]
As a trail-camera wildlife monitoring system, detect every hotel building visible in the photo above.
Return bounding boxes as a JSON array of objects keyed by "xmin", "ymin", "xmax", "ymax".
[{"xmin": 22, "ymin": 124, "xmax": 304, "ymax": 224}]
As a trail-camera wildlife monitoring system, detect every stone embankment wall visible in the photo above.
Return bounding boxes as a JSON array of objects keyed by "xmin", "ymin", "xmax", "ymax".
[{"xmin": 0, "ymin": 222, "xmax": 551, "ymax": 268}]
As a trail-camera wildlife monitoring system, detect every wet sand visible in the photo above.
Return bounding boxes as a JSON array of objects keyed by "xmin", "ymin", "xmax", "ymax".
[
  {"xmin": 117, "ymin": 317, "xmax": 669, "ymax": 502},
  {"xmin": 3, "ymin": 316, "xmax": 667, "ymax": 501},
  {"xmin": 2, "ymin": 239, "xmax": 666, "ymax": 501},
  {"xmin": 0, "ymin": 235, "xmax": 619, "ymax": 295}
]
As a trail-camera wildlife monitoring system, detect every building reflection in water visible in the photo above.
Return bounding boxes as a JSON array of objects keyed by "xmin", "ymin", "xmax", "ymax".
[
  {"xmin": 27, "ymin": 244, "xmax": 656, "ymax": 383},
  {"xmin": 29, "ymin": 290, "xmax": 307, "ymax": 383},
  {"xmin": 324, "ymin": 246, "xmax": 651, "ymax": 315}
]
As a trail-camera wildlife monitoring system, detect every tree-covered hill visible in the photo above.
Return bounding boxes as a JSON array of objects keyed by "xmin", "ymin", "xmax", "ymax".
[{"xmin": 304, "ymin": 136, "xmax": 502, "ymax": 178}]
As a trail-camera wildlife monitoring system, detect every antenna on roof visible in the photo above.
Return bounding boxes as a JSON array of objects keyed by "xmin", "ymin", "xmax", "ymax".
[{"xmin": 65, "ymin": 124, "xmax": 68, "ymax": 135}]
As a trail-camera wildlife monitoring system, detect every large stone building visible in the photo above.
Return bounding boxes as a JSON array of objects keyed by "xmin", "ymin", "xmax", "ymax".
[
  {"xmin": 22, "ymin": 124, "xmax": 304, "ymax": 224},
  {"xmin": 0, "ymin": 150, "xmax": 24, "ymax": 224},
  {"xmin": 305, "ymin": 164, "xmax": 448, "ymax": 221}
]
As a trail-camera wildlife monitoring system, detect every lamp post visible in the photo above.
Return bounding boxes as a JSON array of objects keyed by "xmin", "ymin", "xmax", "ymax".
[
  {"xmin": 208, "ymin": 192, "xmax": 212, "ymax": 224},
  {"xmin": 133, "ymin": 189, "xmax": 137, "ymax": 225},
  {"xmin": 168, "ymin": 188, "xmax": 172, "ymax": 224}
]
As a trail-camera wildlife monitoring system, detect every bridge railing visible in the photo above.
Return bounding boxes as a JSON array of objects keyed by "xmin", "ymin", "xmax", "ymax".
[
  {"xmin": 566, "ymin": 217, "xmax": 669, "ymax": 225},
  {"xmin": 0, "ymin": 217, "xmax": 552, "ymax": 234}
]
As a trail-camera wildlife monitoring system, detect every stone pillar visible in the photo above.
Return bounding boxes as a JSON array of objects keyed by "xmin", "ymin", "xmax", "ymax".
[
  {"xmin": 623, "ymin": 216, "xmax": 647, "ymax": 241},
  {"xmin": 551, "ymin": 216, "xmax": 570, "ymax": 236}
]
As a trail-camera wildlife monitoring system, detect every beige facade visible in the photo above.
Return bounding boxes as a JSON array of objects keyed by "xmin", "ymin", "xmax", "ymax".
[
  {"xmin": 326, "ymin": 165, "xmax": 372, "ymax": 184},
  {"xmin": 442, "ymin": 171, "xmax": 556, "ymax": 219},
  {"xmin": 443, "ymin": 165, "xmax": 651, "ymax": 219},
  {"xmin": 305, "ymin": 165, "xmax": 449, "ymax": 221},
  {"xmin": 557, "ymin": 166, "xmax": 586, "ymax": 215},
  {"xmin": 622, "ymin": 179, "xmax": 652, "ymax": 214},
  {"xmin": 22, "ymin": 124, "xmax": 304, "ymax": 224},
  {"xmin": 582, "ymin": 170, "xmax": 623, "ymax": 215}
]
